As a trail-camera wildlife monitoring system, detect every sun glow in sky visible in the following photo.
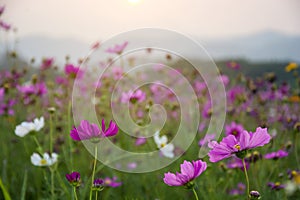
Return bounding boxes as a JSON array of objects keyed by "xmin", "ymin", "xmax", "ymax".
[{"xmin": 128, "ymin": 0, "xmax": 141, "ymax": 5}]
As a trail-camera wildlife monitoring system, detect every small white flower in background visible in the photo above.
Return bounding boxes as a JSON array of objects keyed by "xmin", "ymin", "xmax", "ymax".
[
  {"xmin": 31, "ymin": 152, "xmax": 58, "ymax": 167},
  {"xmin": 15, "ymin": 117, "xmax": 44, "ymax": 137},
  {"xmin": 154, "ymin": 131, "xmax": 174, "ymax": 158}
]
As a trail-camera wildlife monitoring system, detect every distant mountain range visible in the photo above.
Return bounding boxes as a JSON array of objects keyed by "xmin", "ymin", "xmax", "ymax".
[{"xmin": 0, "ymin": 30, "xmax": 299, "ymax": 67}]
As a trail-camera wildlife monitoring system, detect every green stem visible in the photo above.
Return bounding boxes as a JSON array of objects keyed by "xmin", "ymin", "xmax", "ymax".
[
  {"xmin": 50, "ymin": 168, "xmax": 55, "ymax": 200},
  {"xmin": 242, "ymin": 158, "xmax": 250, "ymax": 200},
  {"xmin": 67, "ymin": 101, "xmax": 73, "ymax": 169},
  {"xmin": 49, "ymin": 114, "xmax": 54, "ymax": 154},
  {"xmin": 294, "ymin": 132, "xmax": 299, "ymax": 168},
  {"xmin": 95, "ymin": 191, "xmax": 98, "ymax": 200},
  {"xmin": 32, "ymin": 135, "xmax": 43, "ymax": 154},
  {"xmin": 192, "ymin": 187, "xmax": 199, "ymax": 200},
  {"xmin": 73, "ymin": 187, "xmax": 78, "ymax": 200},
  {"xmin": 89, "ymin": 145, "xmax": 98, "ymax": 200}
]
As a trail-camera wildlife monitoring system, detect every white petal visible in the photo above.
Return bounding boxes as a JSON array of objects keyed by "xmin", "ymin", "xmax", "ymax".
[
  {"xmin": 15, "ymin": 125, "xmax": 29, "ymax": 137},
  {"xmin": 160, "ymin": 136, "xmax": 168, "ymax": 144},
  {"xmin": 153, "ymin": 131, "xmax": 161, "ymax": 145},
  {"xmin": 31, "ymin": 153, "xmax": 42, "ymax": 166},
  {"xmin": 161, "ymin": 144, "xmax": 175, "ymax": 158},
  {"xmin": 34, "ymin": 117, "xmax": 44, "ymax": 131}
]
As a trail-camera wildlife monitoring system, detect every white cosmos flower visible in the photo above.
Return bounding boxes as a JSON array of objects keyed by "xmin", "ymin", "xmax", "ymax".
[
  {"xmin": 31, "ymin": 152, "xmax": 58, "ymax": 167},
  {"xmin": 15, "ymin": 117, "xmax": 44, "ymax": 137},
  {"xmin": 154, "ymin": 131, "xmax": 175, "ymax": 158}
]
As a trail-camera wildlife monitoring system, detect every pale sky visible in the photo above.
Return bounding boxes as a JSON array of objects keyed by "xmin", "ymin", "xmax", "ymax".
[{"xmin": 2, "ymin": 0, "xmax": 300, "ymax": 43}]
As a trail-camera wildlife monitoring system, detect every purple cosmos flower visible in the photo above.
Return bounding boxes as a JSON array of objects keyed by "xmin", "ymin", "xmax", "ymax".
[
  {"xmin": 249, "ymin": 191, "xmax": 261, "ymax": 199},
  {"xmin": 264, "ymin": 150, "xmax": 289, "ymax": 160},
  {"xmin": 66, "ymin": 172, "xmax": 81, "ymax": 187},
  {"xmin": 225, "ymin": 122, "xmax": 244, "ymax": 139},
  {"xmin": 70, "ymin": 119, "xmax": 118, "ymax": 142},
  {"xmin": 268, "ymin": 182, "xmax": 285, "ymax": 191},
  {"xmin": 227, "ymin": 158, "xmax": 249, "ymax": 171},
  {"xmin": 226, "ymin": 61, "xmax": 241, "ymax": 70},
  {"xmin": 163, "ymin": 160, "xmax": 207, "ymax": 187},
  {"xmin": 103, "ymin": 177, "xmax": 122, "ymax": 187},
  {"xmin": 198, "ymin": 134, "xmax": 215, "ymax": 147},
  {"xmin": 208, "ymin": 127, "xmax": 271, "ymax": 162},
  {"xmin": 106, "ymin": 41, "xmax": 128, "ymax": 54},
  {"xmin": 93, "ymin": 178, "xmax": 104, "ymax": 191},
  {"xmin": 229, "ymin": 182, "xmax": 246, "ymax": 196},
  {"xmin": 0, "ymin": 99, "xmax": 16, "ymax": 116}
]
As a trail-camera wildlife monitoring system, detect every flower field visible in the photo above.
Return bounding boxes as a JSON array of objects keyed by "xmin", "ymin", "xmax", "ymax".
[{"xmin": 1, "ymin": 4, "xmax": 300, "ymax": 200}]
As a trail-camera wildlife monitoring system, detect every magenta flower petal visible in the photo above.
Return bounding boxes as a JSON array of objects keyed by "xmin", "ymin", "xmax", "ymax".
[
  {"xmin": 209, "ymin": 126, "xmax": 271, "ymax": 162},
  {"xmin": 248, "ymin": 127, "xmax": 271, "ymax": 149},
  {"xmin": 163, "ymin": 160, "xmax": 207, "ymax": 187},
  {"xmin": 180, "ymin": 161, "xmax": 194, "ymax": 180},
  {"xmin": 239, "ymin": 130, "xmax": 250, "ymax": 148},
  {"xmin": 193, "ymin": 160, "xmax": 207, "ymax": 178},
  {"xmin": 103, "ymin": 120, "xmax": 118, "ymax": 137},
  {"xmin": 70, "ymin": 126, "xmax": 81, "ymax": 141},
  {"xmin": 70, "ymin": 119, "xmax": 118, "ymax": 141},
  {"xmin": 163, "ymin": 172, "xmax": 183, "ymax": 186}
]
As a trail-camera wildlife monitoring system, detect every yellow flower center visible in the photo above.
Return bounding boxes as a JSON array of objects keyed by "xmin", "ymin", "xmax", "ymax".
[
  {"xmin": 40, "ymin": 159, "xmax": 47, "ymax": 165},
  {"xmin": 291, "ymin": 171, "xmax": 297, "ymax": 176},
  {"xmin": 275, "ymin": 182, "xmax": 280, "ymax": 186},
  {"xmin": 294, "ymin": 174, "xmax": 300, "ymax": 185},
  {"xmin": 160, "ymin": 143, "xmax": 166, "ymax": 148},
  {"xmin": 232, "ymin": 130, "xmax": 238, "ymax": 135},
  {"xmin": 234, "ymin": 144, "xmax": 241, "ymax": 150}
]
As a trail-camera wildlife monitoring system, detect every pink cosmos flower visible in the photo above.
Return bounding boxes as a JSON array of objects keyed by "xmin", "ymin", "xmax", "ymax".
[
  {"xmin": 17, "ymin": 82, "xmax": 47, "ymax": 104},
  {"xmin": 202, "ymin": 102, "xmax": 212, "ymax": 119},
  {"xmin": 0, "ymin": 20, "xmax": 11, "ymax": 31},
  {"xmin": 103, "ymin": 177, "xmax": 122, "ymax": 187},
  {"xmin": 135, "ymin": 137, "xmax": 147, "ymax": 146},
  {"xmin": 194, "ymin": 80, "xmax": 207, "ymax": 94},
  {"xmin": 208, "ymin": 127, "xmax": 271, "ymax": 162},
  {"xmin": 106, "ymin": 41, "xmax": 128, "ymax": 55},
  {"xmin": 0, "ymin": 6, "xmax": 5, "ymax": 15},
  {"xmin": 70, "ymin": 119, "xmax": 118, "ymax": 141},
  {"xmin": 225, "ymin": 122, "xmax": 244, "ymax": 139},
  {"xmin": 0, "ymin": 87, "xmax": 4, "ymax": 100},
  {"xmin": 64, "ymin": 64, "xmax": 83, "ymax": 79},
  {"xmin": 91, "ymin": 41, "xmax": 100, "ymax": 50},
  {"xmin": 121, "ymin": 89, "xmax": 146, "ymax": 104},
  {"xmin": 163, "ymin": 160, "xmax": 207, "ymax": 187},
  {"xmin": 111, "ymin": 66, "xmax": 123, "ymax": 80},
  {"xmin": 41, "ymin": 57, "xmax": 54, "ymax": 70},
  {"xmin": 55, "ymin": 76, "xmax": 68, "ymax": 85},
  {"xmin": 264, "ymin": 150, "xmax": 289, "ymax": 160}
]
